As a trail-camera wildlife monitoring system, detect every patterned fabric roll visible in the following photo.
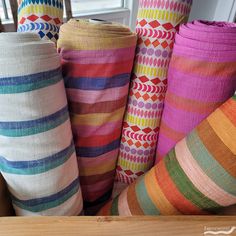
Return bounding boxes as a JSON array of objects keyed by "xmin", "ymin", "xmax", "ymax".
[
  {"xmin": 99, "ymin": 95, "xmax": 236, "ymax": 216},
  {"xmin": 114, "ymin": 0, "xmax": 192, "ymax": 194},
  {"xmin": 156, "ymin": 21, "xmax": 236, "ymax": 162},
  {"xmin": 17, "ymin": 0, "xmax": 63, "ymax": 42},
  {"xmin": 0, "ymin": 33, "xmax": 83, "ymax": 216},
  {"xmin": 57, "ymin": 19, "xmax": 137, "ymax": 210},
  {"xmin": 0, "ymin": 174, "xmax": 14, "ymax": 216}
]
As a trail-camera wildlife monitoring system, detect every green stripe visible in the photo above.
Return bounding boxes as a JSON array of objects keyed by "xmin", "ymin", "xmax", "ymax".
[
  {"xmin": 135, "ymin": 175, "xmax": 160, "ymax": 215},
  {"xmin": 111, "ymin": 196, "xmax": 119, "ymax": 216},
  {"xmin": 0, "ymin": 114, "xmax": 68, "ymax": 137},
  {"xmin": 187, "ymin": 131, "xmax": 236, "ymax": 196},
  {"xmin": 165, "ymin": 149, "xmax": 220, "ymax": 210},
  {"xmin": 232, "ymin": 95, "xmax": 236, "ymax": 101},
  {"xmin": 12, "ymin": 184, "xmax": 79, "ymax": 212},
  {"xmin": 0, "ymin": 76, "xmax": 62, "ymax": 94}
]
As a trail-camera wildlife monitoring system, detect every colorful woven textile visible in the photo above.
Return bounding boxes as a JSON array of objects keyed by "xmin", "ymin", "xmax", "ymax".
[
  {"xmin": 17, "ymin": 0, "xmax": 63, "ymax": 42},
  {"xmin": 57, "ymin": 19, "xmax": 137, "ymax": 209},
  {"xmin": 0, "ymin": 174, "xmax": 14, "ymax": 216},
  {"xmin": 0, "ymin": 33, "xmax": 83, "ymax": 216},
  {"xmin": 99, "ymin": 95, "xmax": 236, "ymax": 216},
  {"xmin": 114, "ymin": 0, "xmax": 192, "ymax": 194},
  {"xmin": 156, "ymin": 20, "xmax": 236, "ymax": 162}
]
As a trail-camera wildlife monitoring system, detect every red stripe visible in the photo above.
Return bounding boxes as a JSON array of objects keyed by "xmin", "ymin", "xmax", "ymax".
[
  {"xmin": 62, "ymin": 60, "xmax": 134, "ymax": 78},
  {"xmin": 77, "ymin": 128, "xmax": 121, "ymax": 147},
  {"xmin": 155, "ymin": 161, "xmax": 206, "ymax": 215}
]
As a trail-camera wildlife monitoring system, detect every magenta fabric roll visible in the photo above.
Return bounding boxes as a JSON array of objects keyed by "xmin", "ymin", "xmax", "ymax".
[{"xmin": 155, "ymin": 20, "xmax": 236, "ymax": 163}]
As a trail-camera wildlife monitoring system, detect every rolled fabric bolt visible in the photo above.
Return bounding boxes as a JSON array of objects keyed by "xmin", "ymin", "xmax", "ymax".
[
  {"xmin": 114, "ymin": 0, "xmax": 193, "ymax": 196},
  {"xmin": 57, "ymin": 19, "xmax": 137, "ymax": 212},
  {"xmin": 17, "ymin": 0, "xmax": 63, "ymax": 42},
  {"xmin": 98, "ymin": 95, "xmax": 236, "ymax": 216},
  {"xmin": 156, "ymin": 20, "xmax": 236, "ymax": 162},
  {"xmin": 0, "ymin": 33, "xmax": 83, "ymax": 216}
]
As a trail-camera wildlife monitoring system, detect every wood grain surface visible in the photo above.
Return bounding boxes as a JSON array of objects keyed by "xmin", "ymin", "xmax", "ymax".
[{"xmin": 0, "ymin": 216, "xmax": 236, "ymax": 236}]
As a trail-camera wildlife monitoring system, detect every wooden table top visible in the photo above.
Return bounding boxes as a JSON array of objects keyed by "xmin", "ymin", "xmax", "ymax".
[{"xmin": 0, "ymin": 216, "xmax": 236, "ymax": 236}]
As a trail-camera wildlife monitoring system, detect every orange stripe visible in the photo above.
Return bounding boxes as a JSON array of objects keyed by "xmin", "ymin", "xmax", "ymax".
[
  {"xmin": 62, "ymin": 60, "xmax": 134, "ymax": 78},
  {"xmin": 165, "ymin": 92, "xmax": 222, "ymax": 114},
  {"xmin": 220, "ymin": 98, "xmax": 236, "ymax": 125},
  {"xmin": 156, "ymin": 159, "xmax": 206, "ymax": 215},
  {"xmin": 171, "ymin": 55, "xmax": 236, "ymax": 78},
  {"xmin": 77, "ymin": 128, "xmax": 121, "ymax": 147}
]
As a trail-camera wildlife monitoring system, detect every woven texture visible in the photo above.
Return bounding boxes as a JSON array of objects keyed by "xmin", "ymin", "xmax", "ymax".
[
  {"xmin": 17, "ymin": 0, "xmax": 63, "ymax": 42},
  {"xmin": 114, "ymin": 0, "xmax": 192, "ymax": 194},
  {"xmin": 0, "ymin": 33, "xmax": 83, "ymax": 216},
  {"xmin": 156, "ymin": 20, "xmax": 236, "ymax": 162},
  {"xmin": 99, "ymin": 95, "xmax": 236, "ymax": 216},
  {"xmin": 57, "ymin": 19, "xmax": 137, "ymax": 209}
]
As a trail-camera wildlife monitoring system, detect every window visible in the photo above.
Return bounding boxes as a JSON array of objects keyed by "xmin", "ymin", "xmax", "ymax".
[
  {"xmin": 0, "ymin": 0, "xmax": 13, "ymax": 22},
  {"xmin": 71, "ymin": 0, "xmax": 124, "ymax": 15}
]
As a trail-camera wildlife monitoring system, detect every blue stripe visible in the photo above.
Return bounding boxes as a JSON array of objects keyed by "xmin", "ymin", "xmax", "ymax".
[
  {"xmin": 0, "ymin": 141, "xmax": 75, "ymax": 175},
  {"xmin": 0, "ymin": 106, "xmax": 68, "ymax": 129},
  {"xmin": 0, "ymin": 68, "xmax": 61, "ymax": 86},
  {"xmin": 65, "ymin": 73, "xmax": 130, "ymax": 90},
  {"xmin": 12, "ymin": 177, "xmax": 80, "ymax": 212},
  {"xmin": 76, "ymin": 139, "xmax": 120, "ymax": 158}
]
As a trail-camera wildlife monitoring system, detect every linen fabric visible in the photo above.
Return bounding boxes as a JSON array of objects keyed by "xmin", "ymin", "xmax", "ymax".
[
  {"xmin": 0, "ymin": 33, "xmax": 83, "ymax": 216},
  {"xmin": 17, "ymin": 0, "xmax": 63, "ymax": 42},
  {"xmin": 156, "ymin": 20, "xmax": 236, "ymax": 162},
  {"xmin": 114, "ymin": 0, "xmax": 192, "ymax": 194},
  {"xmin": 99, "ymin": 95, "xmax": 236, "ymax": 216},
  {"xmin": 57, "ymin": 19, "xmax": 137, "ymax": 209}
]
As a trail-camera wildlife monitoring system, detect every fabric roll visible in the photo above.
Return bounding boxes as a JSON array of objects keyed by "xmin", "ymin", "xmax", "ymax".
[
  {"xmin": 0, "ymin": 33, "xmax": 83, "ymax": 216},
  {"xmin": 57, "ymin": 19, "xmax": 137, "ymax": 210},
  {"xmin": 0, "ymin": 174, "xmax": 14, "ymax": 216},
  {"xmin": 156, "ymin": 20, "xmax": 236, "ymax": 162},
  {"xmin": 114, "ymin": 0, "xmax": 192, "ymax": 194},
  {"xmin": 17, "ymin": 0, "xmax": 63, "ymax": 42},
  {"xmin": 99, "ymin": 95, "xmax": 236, "ymax": 216}
]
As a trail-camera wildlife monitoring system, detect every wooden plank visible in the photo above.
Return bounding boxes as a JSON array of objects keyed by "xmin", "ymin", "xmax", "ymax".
[
  {"xmin": 0, "ymin": 216, "xmax": 236, "ymax": 236},
  {"xmin": 9, "ymin": 0, "xmax": 18, "ymax": 30},
  {"xmin": 0, "ymin": 18, "xmax": 3, "ymax": 32},
  {"xmin": 64, "ymin": 0, "xmax": 72, "ymax": 21}
]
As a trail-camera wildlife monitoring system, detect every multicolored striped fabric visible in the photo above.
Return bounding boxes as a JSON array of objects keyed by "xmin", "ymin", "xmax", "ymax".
[
  {"xmin": 0, "ymin": 33, "xmax": 83, "ymax": 216},
  {"xmin": 57, "ymin": 19, "xmax": 137, "ymax": 211},
  {"xmin": 17, "ymin": 0, "xmax": 63, "ymax": 42},
  {"xmin": 114, "ymin": 0, "xmax": 192, "ymax": 195},
  {"xmin": 156, "ymin": 20, "xmax": 236, "ymax": 162},
  {"xmin": 99, "ymin": 95, "xmax": 236, "ymax": 216},
  {"xmin": 0, "ymin": 174, "xmax": 14, "ymax": 216}
]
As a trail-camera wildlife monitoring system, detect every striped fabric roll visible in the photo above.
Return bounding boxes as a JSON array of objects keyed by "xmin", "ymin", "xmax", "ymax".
[
  {"xmin": 0, "ymin": 174, "xmax": 14, "ymax": 216},
  {"xmin": 0, "ymin": 33, "xmax": 83, "ymax": 216},
  {"xmin": 99, "ymin": 95, "xmax": 236, "ymax": 216},
  {"xmin": 17, "ymin": 0, "xmax": 63, "ymax": 42},
  {"xmin": 114, "ymin": 0, "xmax": 192, "ymax": 195},
  {"xmin": 57, "ymin": 19, "xmax": 137, "ymax": 210},
  {"xmin": 156, "ymin": 20, "xmax": 236, "ymax": 162}
]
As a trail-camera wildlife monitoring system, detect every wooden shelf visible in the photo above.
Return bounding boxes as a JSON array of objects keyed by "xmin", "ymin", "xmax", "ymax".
[{"xmin": 0, "ymin": 216, "xmax": 236, "ymax": 236}]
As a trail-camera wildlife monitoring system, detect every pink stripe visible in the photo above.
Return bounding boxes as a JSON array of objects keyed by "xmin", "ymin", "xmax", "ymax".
[
  {"xmin": 118, "ymin": 188, "xmax": 132, "ymax": 216},
  {"xmin": 66, "ymin": 84, "xmax": 129, "ymax": 104},
  {"xmin": 59, "ymin": 47, "xmax": 136, "ymax": 64},
  {"xmin": 175, "ymin": 139, "xmax": 236, "ymax": 206},
  {"xmin": 167, "ymin": 68, "xmax": 236, "ymax": 102},
  {"xmin": 78, "ymin": 149, "xmax": 118, "ymax": 168},
  {"xmin": 72, "ymin": 120, "xmax": 122, "ymax": 137}
]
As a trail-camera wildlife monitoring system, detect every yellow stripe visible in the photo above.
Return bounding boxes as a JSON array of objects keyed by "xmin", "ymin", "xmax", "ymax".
[
  {"xmin": 134, "ymin": 64, "xmax": 167, "ymax": 78},
  {"xmin": 145, "ymin": 168, "xmax": 180, "ymax": 215},
  {"xmin": 71, "ymin": 107, "xmax": 125, "ymax": 126},
  {"xmin": 18, "ymin": 5, "xmax": 62, "ymax": 19},
  {"xmin": 125, "ymin": 113, "xmax": 159, "ymax": 128},
  {"xmin": 207, "ymin": 109, "xmax": 236, "ymax": 154}
]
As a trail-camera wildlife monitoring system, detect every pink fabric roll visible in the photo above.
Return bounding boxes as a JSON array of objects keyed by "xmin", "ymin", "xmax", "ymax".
[{"xmin": 155, "ymin": 20, "xmax": 236, "ymax": 162}]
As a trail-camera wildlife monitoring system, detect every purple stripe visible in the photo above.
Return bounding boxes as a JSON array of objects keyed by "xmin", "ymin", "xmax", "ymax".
[
  {"xmin": 167, "ymin": 68, "xmax": 236, "ymax": 102},
  {"xmin": 59, "ymin": 47, "xmax": 136, "ymax": 64}
]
